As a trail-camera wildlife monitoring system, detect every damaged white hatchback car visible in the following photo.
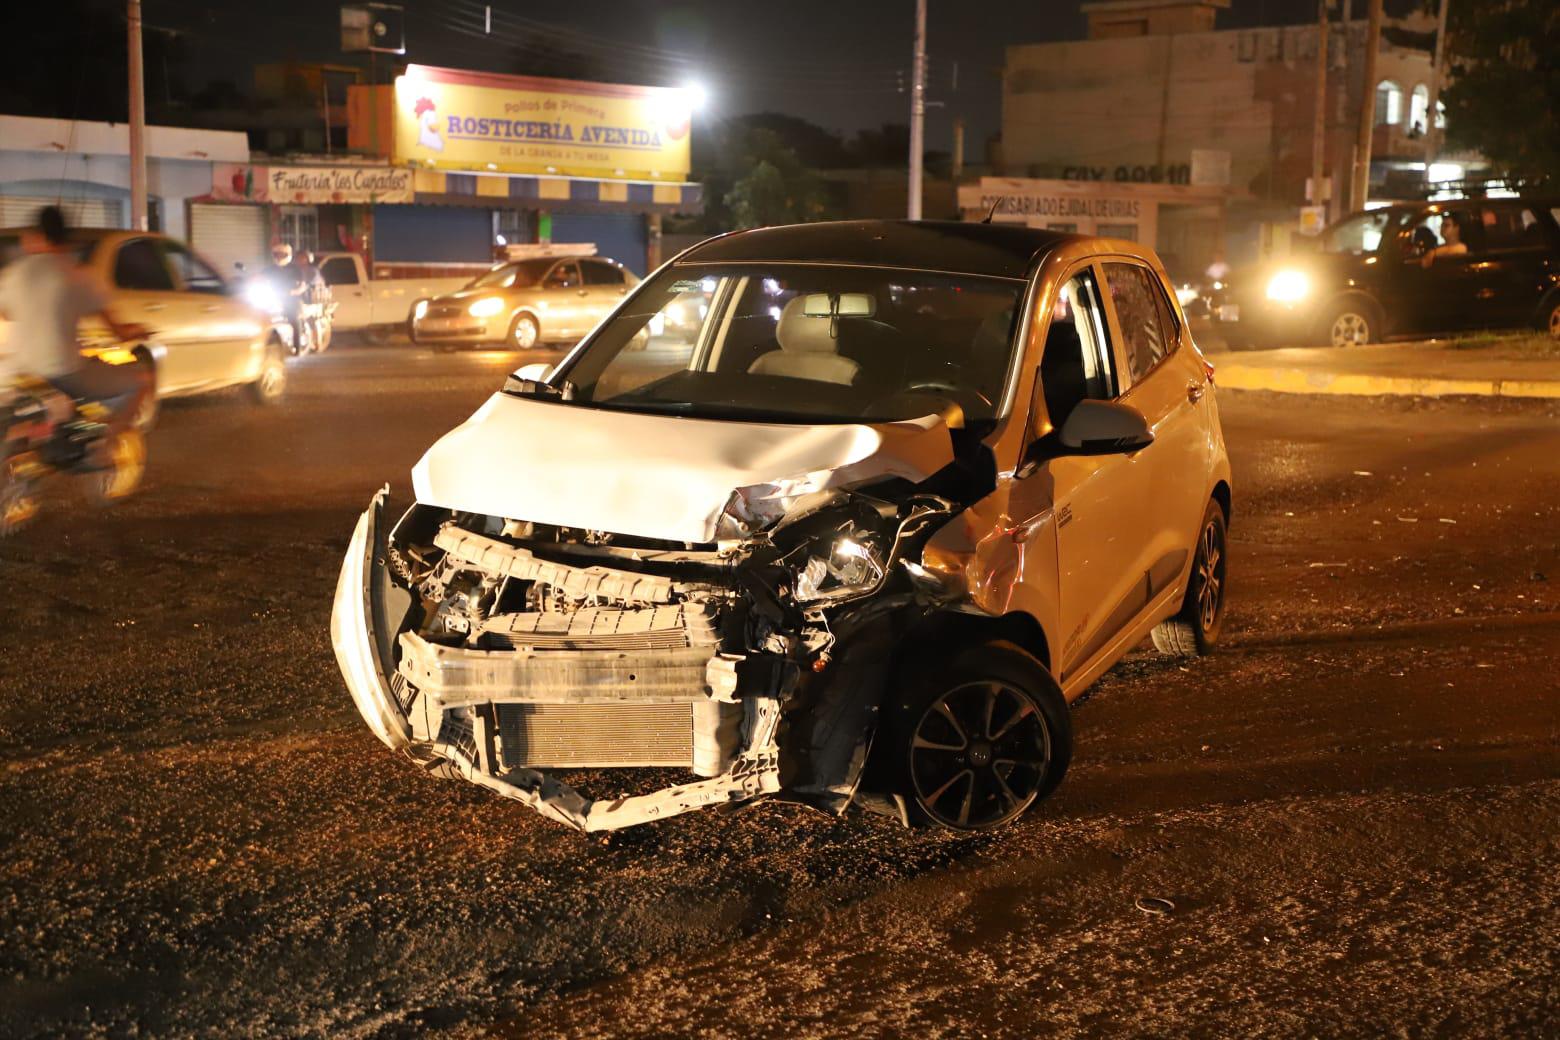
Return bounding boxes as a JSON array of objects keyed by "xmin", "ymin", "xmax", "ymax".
[{"xmin": 332, "ymin": 220, "xmax": 1232, "ymax": 833}]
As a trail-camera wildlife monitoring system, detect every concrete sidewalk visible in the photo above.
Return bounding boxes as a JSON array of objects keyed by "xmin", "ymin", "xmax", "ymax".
[{"xmin": 1208, "ymin": 340, "xmax": 1560, "ymax": 399}]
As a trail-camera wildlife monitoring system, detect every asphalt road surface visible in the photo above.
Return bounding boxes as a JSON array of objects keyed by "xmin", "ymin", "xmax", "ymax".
[{"xmin": 2, "ymin": 344, "xmax": 1557, "ymax": 1038}]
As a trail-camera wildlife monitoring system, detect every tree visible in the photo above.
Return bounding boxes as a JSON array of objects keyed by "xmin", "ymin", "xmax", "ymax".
[
  {"xmin": 1439, "ymin": 0, "xmax": 1560, "ymax": 187},
  {"xmin": 723, "ymin": 129, "xmax": 832, "ymax": 229}
]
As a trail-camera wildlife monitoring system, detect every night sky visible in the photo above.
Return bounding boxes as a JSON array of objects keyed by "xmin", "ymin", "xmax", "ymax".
[
  {"xmin": 1, "ymin": 0, "xmax": 1431, "ymax": 155},
  {"xmin": 146, "ymin": 0, "xmax": 1356, "ymax": 154}
]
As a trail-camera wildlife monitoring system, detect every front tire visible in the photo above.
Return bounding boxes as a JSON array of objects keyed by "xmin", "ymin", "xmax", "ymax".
[
  {"xmin": 508, "ymin": 312, "xmax": 540, "ymax": 350},
  {"xmin": 1318, "ymin": 298, "xmax": 1381, "ymax": 347},
  {"xmin": 247, "ymin": 344, "xmax": 287, "ymax": 405},
  {"xmin": 83, "ymin": 429, "xmax": 146, "ymax": 504},
  {"xmin": 1152, "ymin": 499, "xmax": 1228, "ymax": 656},
  {"xmin": 892, "ymin": 642, "xmax": 1071, "ymax": 831}
]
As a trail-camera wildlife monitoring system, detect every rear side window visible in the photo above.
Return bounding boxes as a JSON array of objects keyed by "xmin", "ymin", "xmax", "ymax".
[
  {"xmin": 319, "ymin": 256, "xmax": 360, "ymax": 285},
  {"xmin": 582, "ymin": 260, "xmax": 625, "ymax": 286},
  {"xmin": 1479, "ymin": 207, "xmax": 1546, "ymax": 251},
  {"xmin": 114, "ymin": 239, "xmax": 175, "ymax": 291},
  {"xmin": 1103, "ymin": 262, "xmax": 1175, "ymax": 384}
]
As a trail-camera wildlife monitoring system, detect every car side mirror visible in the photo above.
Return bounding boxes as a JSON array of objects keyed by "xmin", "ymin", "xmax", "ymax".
[
  {"xmin": 515, "ymin": 362, "xmax": 551, "ymax": 382},
  {"xmin": 1057, "ymin": 399, "xmax": 1154, "ymax": 455}
]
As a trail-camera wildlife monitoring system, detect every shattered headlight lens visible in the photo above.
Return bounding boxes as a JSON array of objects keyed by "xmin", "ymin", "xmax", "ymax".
[{"xmin": 794, "ymin": 535, "xmax": 887, "ymax": 604}]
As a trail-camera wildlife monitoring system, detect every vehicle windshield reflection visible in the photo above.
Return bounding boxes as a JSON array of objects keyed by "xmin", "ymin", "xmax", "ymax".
[{"xmin": 552, "ymin": 263, "xmax": 1025, "ymax": 427}]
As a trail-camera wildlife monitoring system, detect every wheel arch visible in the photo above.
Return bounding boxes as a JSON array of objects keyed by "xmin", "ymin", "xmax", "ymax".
[
  {"xmin": 896, "ymin": 608, "xmax": 1053, "ymax": 679},
  {"xmin": 1211, "ymin": 478, "xmax": 1232, "ymax": 526},
  {"xmin": 1318, "ymin": 289, "xmax": 1387, "ymax": 338}
]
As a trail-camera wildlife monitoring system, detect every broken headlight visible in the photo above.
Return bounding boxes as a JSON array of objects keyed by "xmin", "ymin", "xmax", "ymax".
[{"xmin": 794, "ymin": 534, "xmax": 887, "ymax": 604}]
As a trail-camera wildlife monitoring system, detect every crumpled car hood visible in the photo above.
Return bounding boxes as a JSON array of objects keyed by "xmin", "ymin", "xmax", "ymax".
[{"xmin": 410, "ymin": 392, "xmax": 956, "ymax": 543}]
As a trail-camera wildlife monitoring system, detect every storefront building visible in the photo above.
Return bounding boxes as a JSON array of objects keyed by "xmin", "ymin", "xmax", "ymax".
[
  {"xmin": 0, "ymin": 114, "xmax": 249, "ymax": 239},
  {"xmin": 345, "ymin": 65, "xmax": 702, "ymax": 277},
  {"xmin": 958, "ymin": 176, "xmax": 1228, "ymax": 279}
]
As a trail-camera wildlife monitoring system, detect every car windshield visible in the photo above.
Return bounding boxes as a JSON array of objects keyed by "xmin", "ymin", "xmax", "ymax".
[
  {"xmin": 548, "ymin": 263, "xmax": 1025, "ymax": 426},
  {"xmin": 468, "ymin": 259, "xmax": 553, "ymax": 289},
  {"xmin": 1316, "ymin": 210, "xmax": 1399, "ymax": 255}
]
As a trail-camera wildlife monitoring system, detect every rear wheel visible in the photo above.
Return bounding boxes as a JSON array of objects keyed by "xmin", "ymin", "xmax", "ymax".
[
  {"xmin": 1152, "ymin": 498, "xmax": 1228, "ymax": 657},
  {"xmin": 892, "ymin": 642, "xmax": 1071, "ymax": 830},
  {"xmin": 83, "ymin": 429, "xmax": 146, "ymax": 504},
  {"xmin": 509, "ymin": 313, "xmax": 540, "ymax": 350},
  {"xmin": 1539, "ymin": 295, "xmax": 1560, "ymax": 340}
]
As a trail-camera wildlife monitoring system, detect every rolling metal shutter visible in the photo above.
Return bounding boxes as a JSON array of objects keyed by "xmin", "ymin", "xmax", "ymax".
[
  {"xmin": 550, "ymin": 212, "xmax": 648, "ymax": 275},
  {"xmin": 372, "ymin": 204, "xmax": 492, "ymax": 262},
  {"xmin": 0, "ymin": 194, "xmax": 124, "ymax": 230},
  {"xmin": 190, "ymin": 203, "xmax": 270, "ymax": 276}
]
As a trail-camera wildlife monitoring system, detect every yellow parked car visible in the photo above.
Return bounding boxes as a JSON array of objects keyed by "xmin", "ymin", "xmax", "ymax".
[
  {"xmin": 0, "ymin": 229, "xmax": 285, "ymax": 421},
  {"xmin": 409, "ymin": 256, "xmax": 640, "ymax": 350}
]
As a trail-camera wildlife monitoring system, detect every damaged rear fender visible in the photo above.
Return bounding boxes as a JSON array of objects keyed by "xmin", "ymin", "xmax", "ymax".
[{"xmin": 331, "ymin": 486, "xmax": 415, "ymax": 751}]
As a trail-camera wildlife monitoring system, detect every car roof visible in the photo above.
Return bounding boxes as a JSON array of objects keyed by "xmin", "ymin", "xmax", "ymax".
[{"xmin": 676, "ymin": 219, "xmax": 1073, "ymax": 280}]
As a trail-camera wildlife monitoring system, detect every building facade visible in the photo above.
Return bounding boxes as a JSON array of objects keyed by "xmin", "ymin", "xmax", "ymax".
[
  {"xmin": 0, "ymin": 115, "xmax": 249, "ymax": 240},
  {"xmin": 999, "ymin": 0, "xmax": 1465, "ymax": 266}
]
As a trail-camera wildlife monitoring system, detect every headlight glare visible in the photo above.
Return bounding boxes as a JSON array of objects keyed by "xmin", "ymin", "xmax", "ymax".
[
  {"xmin": 413, "ymin": 299, "xmax": 430, "ymax": 320},
  {"xmin": 1265, "ymin": 270, "xmax": 1311, "ymax": 304},
  {"xmin": 468, "ymin": 296, "xmax": 506, "ymax": 318}
]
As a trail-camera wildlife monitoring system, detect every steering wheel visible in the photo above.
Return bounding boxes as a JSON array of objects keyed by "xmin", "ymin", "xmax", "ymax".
[{"xmin": 903, "ymin": 380, "xmax": 993, "ymax": 412}]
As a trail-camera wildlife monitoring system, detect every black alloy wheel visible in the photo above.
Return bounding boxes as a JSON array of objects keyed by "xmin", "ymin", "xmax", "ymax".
[
  {"xmin": 1151, "ymin": 498, "xmax": 1228, "ymax": 656},
  {"xmin": 897, "ymin": 642, "xmax": 1071, "ymax": 831}
]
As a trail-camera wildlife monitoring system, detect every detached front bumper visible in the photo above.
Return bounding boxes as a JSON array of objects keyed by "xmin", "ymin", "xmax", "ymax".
[{"xmin": 329, "ymin": 490, "xmax": 785, "ymax": 832}]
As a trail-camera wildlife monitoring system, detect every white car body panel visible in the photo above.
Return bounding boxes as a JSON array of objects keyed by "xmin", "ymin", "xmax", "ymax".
[{"xmin": 410, "ymin": 392, "xmax": 957, "ymax": 543}]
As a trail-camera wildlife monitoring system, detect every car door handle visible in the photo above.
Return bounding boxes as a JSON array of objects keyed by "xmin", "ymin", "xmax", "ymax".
[
  {"xmin": 1187, "ymin": 381, "xmax": 1206, "ymax": 403},
  {"xmin": 576, "ymin": 289, "xmax": 589, "ymax": 297},
  {"xmin": 202, "ymin": 303, "xmax": 221, "ymax": 312},
  {"xmin": 144, "ymin": 303, "xmax": 167, "ymax": 312}
]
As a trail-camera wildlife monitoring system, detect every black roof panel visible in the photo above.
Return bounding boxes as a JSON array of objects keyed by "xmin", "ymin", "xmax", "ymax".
[{"xmin": 676, "ymin": 220, "xmax": 1067, "ymax": 279}]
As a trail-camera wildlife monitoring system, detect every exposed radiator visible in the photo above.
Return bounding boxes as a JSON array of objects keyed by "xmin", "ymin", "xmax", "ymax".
[{"xmin": 498, "ymin": 702, "xmax": 695, "ymax": 768}]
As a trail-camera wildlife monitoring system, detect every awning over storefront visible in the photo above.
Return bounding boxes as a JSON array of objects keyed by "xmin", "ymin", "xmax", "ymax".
[{"xmin": 409, "ymin": 168, "xmax": 701, "ymax": 214}]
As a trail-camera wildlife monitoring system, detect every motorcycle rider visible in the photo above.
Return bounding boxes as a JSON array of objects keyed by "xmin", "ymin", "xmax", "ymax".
[
  {"xmin": 0, "ymin": 205, "xmax": 151, "ymax": 441},
  {"xmin": 265, "ymin": 241, "xmax": 310, "ymax": 353}
]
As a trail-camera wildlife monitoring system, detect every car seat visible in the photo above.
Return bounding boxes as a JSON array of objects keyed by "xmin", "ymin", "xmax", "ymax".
[{"xmin": 747, "ymin": 297, "xmax": 861, "ymax": 386}]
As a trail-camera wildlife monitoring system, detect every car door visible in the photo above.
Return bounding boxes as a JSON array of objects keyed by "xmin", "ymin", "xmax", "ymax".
[
  {"xmin": 540, "ymin": 260, "xmax": 586, "ymax": 337},
  {"xmin": 159, "ymin": 239, "xmax": 256, "ymax": 387},
  {"xmin": 1098, "ymin": 260, "xmax": 1214, "ymax": 618},
  {"xmin": 1470, "ymin": 204, "xmax": 1557, "ymax": 328},
  {"xmin": 580, "ymin": 259, "xmax": 631, "ymax": 329},
  {"xmin": 1394, "ymin": 207, "xmax": 1491, "ymax": 334},
  {"xmin": 320, "ymin": 255, "xmax": 371, "ymax": 329},
  {"xmin": 1005, "ymin": 262, "xmax": 1157, "ymax": 682},
  {"xmin": 108, "ymin": 236, "xmax": 203, "ymax": 392}
]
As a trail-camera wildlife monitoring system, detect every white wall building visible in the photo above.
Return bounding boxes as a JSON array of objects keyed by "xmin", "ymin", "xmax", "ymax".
[{"xmin": 0, "ymin": 115, "xmax": 249, "ymax": 241}]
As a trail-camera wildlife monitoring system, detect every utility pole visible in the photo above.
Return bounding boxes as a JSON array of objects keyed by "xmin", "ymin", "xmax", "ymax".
[
  {"xmin": 907, "ymin": 0, "xmax": 927, "ymax": 220},
  {"xmin": 952, "ymin": 116, "xmax": 965, "ymax": 180},
  {"xmin": 1309, "ymin": 0, "xmax": 1329, "ymax": 214},
  {"xmin": 1349, "ymin": 0, "xmax": 1383, "ymax": 213},
  {"xmin": 1424, "ymin": 0, "xmax": 1451, "ymax": 167},
  {"xmin": 127, "ymin": 0, "xmax": 148, "ymax": 230}
]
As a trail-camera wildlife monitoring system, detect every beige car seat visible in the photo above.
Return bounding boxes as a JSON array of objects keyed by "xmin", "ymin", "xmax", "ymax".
[{"xmin": 747, "ymin": 297, "xmax": 861, "ymax": 386}]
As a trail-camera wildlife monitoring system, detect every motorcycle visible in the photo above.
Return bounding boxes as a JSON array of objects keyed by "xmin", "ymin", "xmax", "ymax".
[
  {"xmin": 1, "ymin": 378, "xmax": 149, "ymax": 536},
  {"xmin": 238, "ymin": 267, "xmax": 336, "ymax": 355}
]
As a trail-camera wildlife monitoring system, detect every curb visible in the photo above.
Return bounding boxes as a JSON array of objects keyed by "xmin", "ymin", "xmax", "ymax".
[{"xmin": 1212, "ymin": 364, "xmax": 1560, "ymax": 400}]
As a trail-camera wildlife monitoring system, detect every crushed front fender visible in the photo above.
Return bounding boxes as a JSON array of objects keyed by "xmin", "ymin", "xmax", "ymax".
[{"xmin": 330, "ymin": 486, "xmax": 414, "ymax": 751}]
